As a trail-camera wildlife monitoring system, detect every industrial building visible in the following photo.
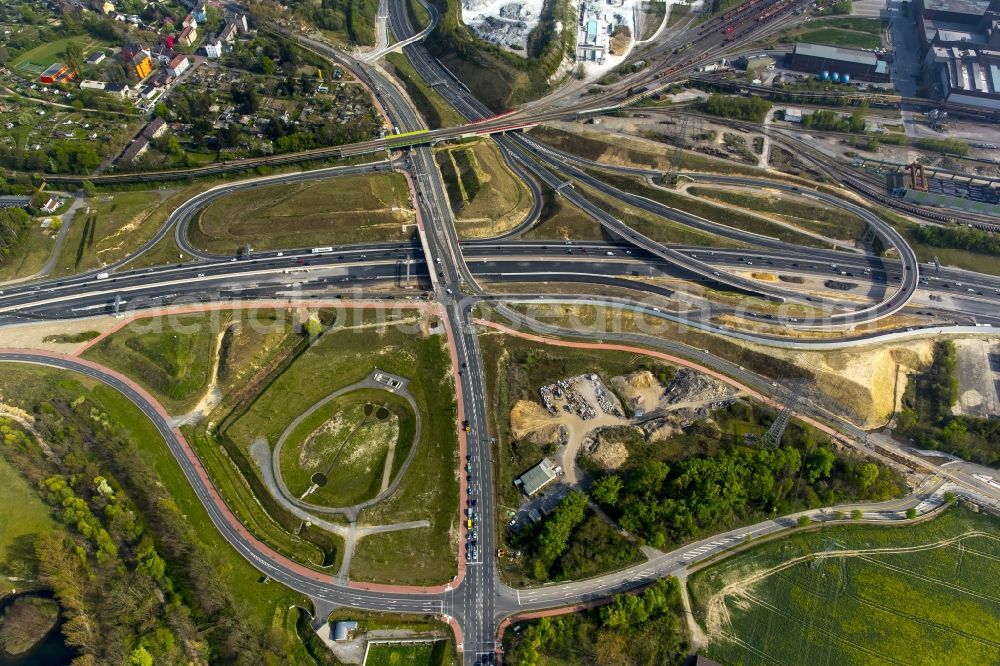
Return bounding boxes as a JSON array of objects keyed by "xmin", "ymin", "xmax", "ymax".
[
  {"xmin": 916, "ymin": 0, "xmax": 1000, "ymax": 109},
  {"xmin": 39, "ymin": 62, "xmax": 77, "ymax": 84},
  {"xmin": 787, "ymin": 43, "xmax": 890, "ymax": 83},
  {"xmin": 514, "ymin": 459, "xmax": 558, "ymax": 496}
]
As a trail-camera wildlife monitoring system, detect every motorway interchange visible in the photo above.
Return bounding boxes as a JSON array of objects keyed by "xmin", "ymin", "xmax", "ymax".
[{"xmin": 4, "ymin": 1, "xmax": 1000, "ymax": 664}]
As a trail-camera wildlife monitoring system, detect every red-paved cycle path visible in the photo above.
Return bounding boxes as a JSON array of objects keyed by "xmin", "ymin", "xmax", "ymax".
[{"xmin": 3, "ymin": 300, "xmax": 470, "ymax": 598}]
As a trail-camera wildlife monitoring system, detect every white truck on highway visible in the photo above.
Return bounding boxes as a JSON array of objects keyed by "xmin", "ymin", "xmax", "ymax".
[{"xmin": 96, "ymin": 272, "xmax": 110, "ymax": 280}]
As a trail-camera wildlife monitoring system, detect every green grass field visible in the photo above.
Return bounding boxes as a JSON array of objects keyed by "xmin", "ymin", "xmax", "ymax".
[
  {"xmin": 10, "ymin": 36, "xmax": 106, "ymax": 74},
  {"xmin": 522, "ymin": 190, "xmax": 605, "ymax": 241},
  {"xmin": 54, "ymin": 190, "xmax": 163, "ymax": 273},
  {"xmin": 577, "ymin": 180, "xmax": 748, "ymax": 248},
  {"xmin": 529, "ymin": 126, "xmax": 769, "ymax": 178},
  {"xmin": 594, "ymin": 173, "xmax": 829, "ymax": 248},
  {"xmin": 689, "ymin": 506, "xmax": 1000, "ymax": 666},
  {"xmin": 0, "ymin": 221, "xmax": 55, "ymax": 282},
  {"xmin": 279, "ymin": 389, "xmax": 415, "ymax": 508},
  {"xmin": 365, "ymin": 641, "xmax": 449, "ymax": 666},
  {"xmin": 798, "ymin": 27, "xmax": 882, "ymax": 49},
  {"xmin": 0, "ymin": 452, "xmax": 57, "ymax": 568},
  {"xmin": 756, "ymin": 16, "xmax": 884, "ymax": 50},
  {"xmin": 83, "ymin": 313, "xmax": 219, "ymax": 414},
  {"xmin": 215, "ymin": 310, "xmax": 457, "ymax": 585},
  {"xmin": 386, "ymin": 53, "xmax": 464, "ymax": 130},
  {"xmin": 191, "ymin": 174, "xmax": 415, "ymax": 252}
]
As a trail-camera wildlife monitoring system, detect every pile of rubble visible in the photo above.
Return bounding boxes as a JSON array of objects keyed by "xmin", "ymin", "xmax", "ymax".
[
  {"xmin": 468, "ymin": 16, "xmax": 528, "ymax": 48},
  {"xmin": 539, "ymin": 374, "xmax": 624, "ymax": 420},
  {"xmin": 664, "ymin": 368, "xmax": 735, "ymax": 405}
]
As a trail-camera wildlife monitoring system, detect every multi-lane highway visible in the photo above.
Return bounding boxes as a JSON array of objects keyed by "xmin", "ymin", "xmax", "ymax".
[{"xmin": 3, "ymin": 2, "xmax": 1000, "ymax": 664}]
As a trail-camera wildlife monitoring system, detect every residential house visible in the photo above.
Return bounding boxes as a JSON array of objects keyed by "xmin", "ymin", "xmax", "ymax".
[
  {"xmin": 143, "ymin": 117, "xmax": 167, "ymax": 139},
  {"xmin": 179, "ymin": 24, "xmax": 198, "ymax": 46},
  {"xmin": 120, "ymin": 136, "xmax": 149, "ymax": 162},
  {"xmin": 166, "ymin": 54, "xmax": 190, "ymax": 78},
  {"xmin": 220, "ymin": 21, "xmax": 237, "ymax": 44},
  {"xmin": 85, "ymin": 51, "xmax": 106, "ymax": 65},
  {"xmin": 204, "ymin": 37, "xmax": 223, "ymax": 59},
  {"xmin": 104, "ymin": 82, "xmax": 130, "ymax": 97},
  {"xmin": 120, "ymin": 43, "xmax": 149, "ymax": 64},
  {"xmin": 130, "ymin": 52, "xmax": 153, "ymax": 79}
]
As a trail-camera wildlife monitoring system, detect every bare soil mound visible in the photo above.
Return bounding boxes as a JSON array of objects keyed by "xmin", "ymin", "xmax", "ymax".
[{"xmin": 510, "ymin": 399, "xmax": 563, "ymax": 444}]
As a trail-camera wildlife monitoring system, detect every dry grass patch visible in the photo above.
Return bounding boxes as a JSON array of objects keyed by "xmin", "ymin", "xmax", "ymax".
[{"xmin": 192, "ymin": 174, "xmax": 415, "ymax": 252}]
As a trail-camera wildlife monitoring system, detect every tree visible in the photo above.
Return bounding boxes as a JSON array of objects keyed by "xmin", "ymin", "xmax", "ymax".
[
  {"xmin": 905, "ymin": 507, "xmax": 917, "ymax": 520},
  {"xmin": 944, "ymin": 491, "xmax": 956, "ymax": 505},
  {"xmin": 855, "ymin": 462, "xmax": 879, "ymax": 490},
  {"xmin": 591, "ymin": 475, "xmax": 623, "ymax": 507},
  {"xmin": 804, "ymin": 447, "xmax": 835, "ymax": 483},
  {"xmin": 129, "ymin": 646, "xmax": 153, "ymax": 666},
  {"xmin": 153, "ymin": 102, "xmax": 170, "ymax": 119},
  {"xmin": 851, "ymin": 509, "xmax": 863, "ymax": 520},
  {"xmin": 64, "ymin": 40, "xmax": 83, "ymax": 74},
  {"xmin": 260, "ymin": 56, "xmax": 277, "ymax": 76},
  {"xmin": 796, "ymin": 515, "xmax": 811, "ymax": 527},
  {"xmin": 533, "ymin": 491, "xmax": 588, "ymax": 575}
]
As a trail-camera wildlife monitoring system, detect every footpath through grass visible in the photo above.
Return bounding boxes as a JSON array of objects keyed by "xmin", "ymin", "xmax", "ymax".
[{"xmin": 689, "ymin": 506, "xmax": 1000, "ymax": 666}]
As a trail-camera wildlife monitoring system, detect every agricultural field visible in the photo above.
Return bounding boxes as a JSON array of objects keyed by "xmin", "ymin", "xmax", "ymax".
[
  {"xmin": 191, "ymin": 174, "xmax": 416, "ymax": 252},
  {"xmin": 689, "ymin": 506, "xmax": 1000, "ymax": 666},
  {"xmin": 435, "ymin": 140, "xmax": 533, "ymax": 238},
  {"xmin": 278, "ymin": 389, "xmax": 416, "ymax": 508}
]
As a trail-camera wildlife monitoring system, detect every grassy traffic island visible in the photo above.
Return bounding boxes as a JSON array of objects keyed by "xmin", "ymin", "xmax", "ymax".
[
  {"xmin": 84, "ymin": 306, "xmax": 459, "ymax": 586},
  {"xmin": 434, "ymin": 139, "xmax": 534, "ymax": 238},
  {"xmin": 277, "ymin": 388, "xmax": 416, "ymax": 509},
  {"xmin": 189, "ymin": 173, "xmax": 416, "ymax": 254}
]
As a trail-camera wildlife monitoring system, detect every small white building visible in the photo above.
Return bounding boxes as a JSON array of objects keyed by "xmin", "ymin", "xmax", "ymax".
[
  {"xmin": 167, "ymin": 54, "xmax": 190, "ymax": 77},
  {"xmin": 79, "ymin": 80, "xmax": 107, "ymax": 91}
]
